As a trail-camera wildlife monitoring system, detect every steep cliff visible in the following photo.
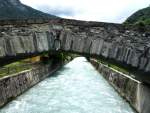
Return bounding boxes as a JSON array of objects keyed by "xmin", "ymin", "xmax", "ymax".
[{"xmin": 0, "ymin": 0, "xmax": 57, "ymax": 20}]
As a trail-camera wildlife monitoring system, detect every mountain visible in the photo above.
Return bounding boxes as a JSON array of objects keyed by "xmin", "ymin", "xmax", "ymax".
[
  {"xmin": 0, "ymin": 0, "xmax": 57, "ymax": 20},
  {"xmin": 125, "ymin": 6, "xmax": 150, "ymax": 25}
]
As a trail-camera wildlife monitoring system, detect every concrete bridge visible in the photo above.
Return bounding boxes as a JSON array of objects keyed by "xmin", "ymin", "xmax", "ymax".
[{"xmin": 0, "ymin": 18, "xmax": 150, "ymax": 84}]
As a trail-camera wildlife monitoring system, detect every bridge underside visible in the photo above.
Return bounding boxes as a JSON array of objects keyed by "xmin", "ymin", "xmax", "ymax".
[{"xmin": 0, "ymin": 18, "xmax": 150, "ymax": 84}]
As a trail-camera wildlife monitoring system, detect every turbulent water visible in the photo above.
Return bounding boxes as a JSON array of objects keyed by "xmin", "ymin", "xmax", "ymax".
[{"xmin": 0, "ymin": 57, "xmax": 135, "ymax": 113}]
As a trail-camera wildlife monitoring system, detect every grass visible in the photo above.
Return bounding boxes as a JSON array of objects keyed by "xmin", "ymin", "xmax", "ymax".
[
  {"xmin": 0, "ymin": 60, "xmax": 33, "ymax": 78},
  {"xmin": 97, "ymin": 59, "xmax": 131, "ymax": 75}
]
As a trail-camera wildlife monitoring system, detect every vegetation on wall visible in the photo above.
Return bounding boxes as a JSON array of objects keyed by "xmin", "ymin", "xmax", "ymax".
[
  {"xmin": 0, "ymin": 59, "xmax": 33, "ymax": 78},
  {"xmin": 97, "ymin": 58, "xmax": 131, "ymax": 75},
  {"xmin": 0, "ymin": 51, "xmax": 77, "ymax": 78}
]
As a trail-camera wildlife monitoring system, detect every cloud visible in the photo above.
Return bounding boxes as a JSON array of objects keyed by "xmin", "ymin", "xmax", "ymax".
[
  {"xmin": 36, "ymin": 5, "xmax": 77, "ymax": 17},
  {"xmin": 20, "ymin": 0, "xmax": 150, "ymax": 23}
]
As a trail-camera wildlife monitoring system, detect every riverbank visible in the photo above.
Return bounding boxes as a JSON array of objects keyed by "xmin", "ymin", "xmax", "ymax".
[{"xmin": 90, "ymin": 59, "xmax": 150, "ymax": 113}]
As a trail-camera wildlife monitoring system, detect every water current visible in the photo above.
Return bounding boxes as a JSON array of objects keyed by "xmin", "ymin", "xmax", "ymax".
[{"xmin": 0, "ymin": 57, "xmax": 135, "ymax": 113}]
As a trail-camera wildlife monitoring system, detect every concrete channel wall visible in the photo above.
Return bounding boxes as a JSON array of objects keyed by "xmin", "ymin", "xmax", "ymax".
[
  {"xmin": 0, "ymin": 62, "xmax": 62, "ymax": 108},
  {"xmin": 90, "ymin": 59, "xmax": 150, "ymax": 113}
]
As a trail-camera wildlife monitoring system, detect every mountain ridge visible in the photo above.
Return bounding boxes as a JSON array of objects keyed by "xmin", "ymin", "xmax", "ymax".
[
  {"xmin": 0, "ymin": 0, "xmax": 57, "ymax": 20},
  {"xmin": 125, "ymin": 6, "xmax": 150, "ymax": 25}
]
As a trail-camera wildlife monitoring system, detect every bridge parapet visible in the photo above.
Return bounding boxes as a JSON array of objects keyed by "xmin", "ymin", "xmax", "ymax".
[{"xmin": 0, "ymin": 18, "xmax": 150, "ymax": 83}]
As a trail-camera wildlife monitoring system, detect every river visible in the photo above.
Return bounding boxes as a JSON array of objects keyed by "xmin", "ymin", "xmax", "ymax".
[{"xmin": 0, "ymin": 57, "xmax": 135, "ymax": 113}]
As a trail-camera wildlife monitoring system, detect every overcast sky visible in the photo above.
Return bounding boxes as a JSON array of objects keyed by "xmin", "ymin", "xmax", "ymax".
[{"xmin": 20, "ymin": 0, "xmax": 150, "ymax": 23}]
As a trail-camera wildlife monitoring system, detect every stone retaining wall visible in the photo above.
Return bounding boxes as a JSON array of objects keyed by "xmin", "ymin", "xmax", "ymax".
[
  {"xmin": 0, "ymin": 62, "xmax": 62, "ymax": 108},
  {"xmin": 90, "ymin": 59, "xmax": 150, "ymax": 113}
]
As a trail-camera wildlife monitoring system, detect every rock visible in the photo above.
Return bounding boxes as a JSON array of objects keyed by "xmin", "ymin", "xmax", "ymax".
[
  {"xmin": 101, "ymin": 42, "xmax": 112, "ymax": 58},
  {"xmin": 0, "ymin": 18, "xmax": 150, "ymax": 81}
]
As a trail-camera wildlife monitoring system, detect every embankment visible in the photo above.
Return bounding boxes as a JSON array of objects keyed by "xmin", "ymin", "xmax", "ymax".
[
  {"xmin": 0, "ymin": 59, "xmax": 63, "ymax": 108},
  {"xmin": 90, "ymin": 59, "xmax": 150, "ymax": 113}
]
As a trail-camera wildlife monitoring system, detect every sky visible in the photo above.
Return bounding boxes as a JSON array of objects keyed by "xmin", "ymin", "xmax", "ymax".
[{"xmin": 20, "ymin": 0, "xmax": 150, "ymax": 23}]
